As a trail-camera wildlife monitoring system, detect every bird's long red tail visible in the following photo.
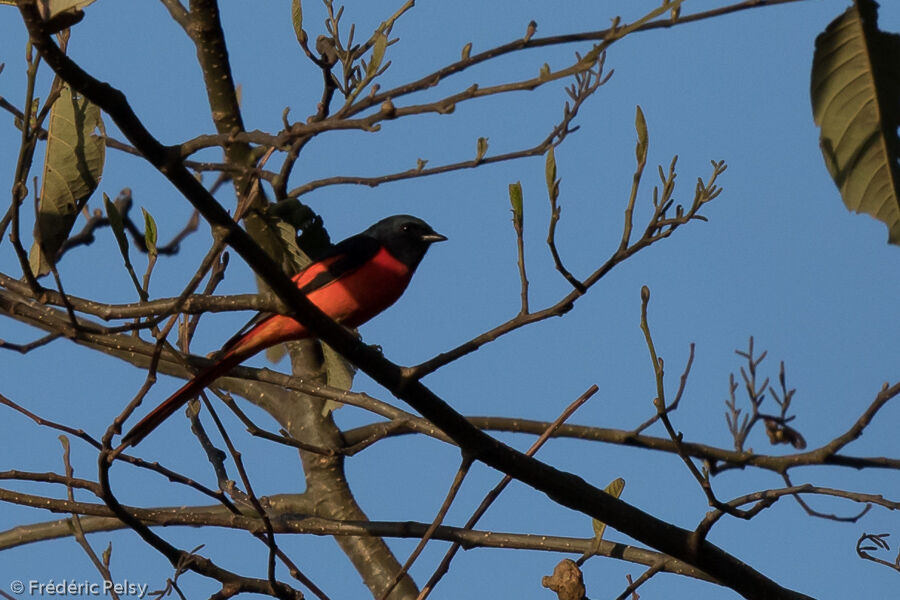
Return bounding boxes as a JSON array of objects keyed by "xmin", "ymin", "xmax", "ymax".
[{"xmin": 121, "ymin": 352, "xmax": 243, "ymax": 447}]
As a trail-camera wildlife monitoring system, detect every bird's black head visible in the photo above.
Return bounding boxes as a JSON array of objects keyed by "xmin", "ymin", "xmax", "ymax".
[{"xmin": 364, "ymin": 215, "xmax": 447, "ymax": 269}]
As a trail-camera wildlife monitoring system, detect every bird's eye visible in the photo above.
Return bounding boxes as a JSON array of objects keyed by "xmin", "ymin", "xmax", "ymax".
[{"xmin": 401, "ymin": 223, "xmax": 411, "ymax": 232}]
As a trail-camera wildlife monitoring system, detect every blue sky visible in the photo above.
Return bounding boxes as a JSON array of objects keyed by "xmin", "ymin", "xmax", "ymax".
[{"xmin": 1, "ymin": 1, "xmax": 899, "ymax": 599}]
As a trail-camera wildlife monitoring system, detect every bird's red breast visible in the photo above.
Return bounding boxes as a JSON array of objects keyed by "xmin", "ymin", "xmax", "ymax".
[{"xmin": 222, "ymin": 246, "xmax": 414, "ymax": 361}]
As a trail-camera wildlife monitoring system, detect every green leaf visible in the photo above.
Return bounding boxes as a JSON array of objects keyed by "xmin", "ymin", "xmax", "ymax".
[
  {"xmin": 545, "ymin": 146, "xmax": 559, "ymax": 201},
  {"xmin": 38, "ymin": 0, "xmax": 97, "ymax": 16},
  {"xmin": 257, "ymin": 201, "xmax": 328, "ymax": 362},
  {"xmin": 29, "ymin": 84, "xmax": 105, "ymax": 276},
  {"xmin": 368, "ymin": 32, "xmax": 387, "ymax": 77},
  {"xmin": 321, "ymin": 342, "xmax": 357, "ymax": 416},
  {"xmin": 263, "ymin": 343, "xmax": 288, "ymax": 364},
  {"xmin": 508, "ymin": 181, "xmax": 523, "ymax": 223},
  {"xmin": 105, "ymin": 192, "xmax": 144, "ymax": 296},
  {"xmin": 590, "ymin": 477, "xmax": 625, "ymax": 546},
  {"xmin": 15, "ymin": 97, "xmax": 41, "ymax": 134},
  {"xmin": 635, "ymin": 105, "xmax": 648, "ymax": 165},
  {"xmin": 141, "ymin": 207, "xmax": 157, "ymax": 258},
  {"xmin": 290, "ymin": 0, "xmax": 306, "ymax": 45},
  {"xmin": 31, "ymin": 0, "xmax": 97, "ymax": 32},
  {"xmin": 103, "ymin": 193, "xmax": 129, "ymax": 261},
  {"xmin": 811, "ymin": 0, "xmax": 900, "ymax": 244},
  {"xmin": 475, "ymin": 136, "xmax": 489, "ymax": 162},
  {"xmin": 265, "ymin": 199, "xmax": 323, "ymax": 271},
  {"xmin": 273, "ymin": 219, "xmax": 308, "ymax": 272},
  {"xmin": 545, "ymin": 146, "xmax": 557, "ymax": 191}
]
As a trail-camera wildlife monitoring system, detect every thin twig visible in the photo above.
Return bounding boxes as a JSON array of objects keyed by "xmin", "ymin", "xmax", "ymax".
[
  {"xmin": 378, "ymin": 456, "xmax": 474, "ymax": 600},
  {"xmin": 614, "ymin": 560, "xmax": 665, "ymax": 600},
  {"xmin": 60, "ymin": 438, "xmax": 121, "ymax": 600},
  {"xmin": 418, "ymin": 384, "xmax": 598, "ymax": 599}
]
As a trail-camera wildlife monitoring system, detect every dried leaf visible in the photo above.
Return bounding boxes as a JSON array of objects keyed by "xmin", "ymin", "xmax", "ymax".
[
  {"xmin": 290, "ymin": 0, "xmax": 306, "ymax": 45},
  {"xmin": 539, "ymin": 63, "xmax": 551, "ymax": 81},
  {"xmin": 475, "ymin": 136, "xmax": 488, "ymax": 162},
  {"xmin": 461, "ymin": 42, "xmax": 472, "ymax": 61},
  {"xmin": 541, "ymin": 559, "xmax": 585, "ymax": 600}
]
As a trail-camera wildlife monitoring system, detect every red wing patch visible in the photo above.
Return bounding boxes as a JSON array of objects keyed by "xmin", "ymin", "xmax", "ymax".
[{"xmin": 220, "ymin": 235, "xmax": 381, "ymax": 353}]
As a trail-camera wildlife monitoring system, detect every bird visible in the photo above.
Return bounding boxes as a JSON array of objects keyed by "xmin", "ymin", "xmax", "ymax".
[{"xmin": 121, "ymin": 215, "xmax": 446, "ymax": 447}]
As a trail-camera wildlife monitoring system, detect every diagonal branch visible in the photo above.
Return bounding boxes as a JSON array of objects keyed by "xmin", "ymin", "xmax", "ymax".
[{"xmin": 17, "ymin": 3, "xmax": 815, "ymax": 598}]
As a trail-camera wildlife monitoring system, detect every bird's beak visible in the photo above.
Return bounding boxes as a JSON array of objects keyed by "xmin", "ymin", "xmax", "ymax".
[{"xmin": 421, "ymin": 231, "xmax": 448, "ymax": 243}]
